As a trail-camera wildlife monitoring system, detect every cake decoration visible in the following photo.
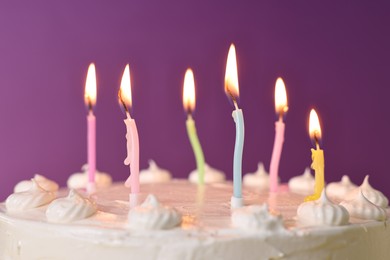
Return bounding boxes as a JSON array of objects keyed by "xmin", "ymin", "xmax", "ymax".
[
  {"xmin": 188, "ymin": 163, "xmax": 226, "ymax": 184},
  {"xmin": 327, "ymin": 175, "xmax": 357, "ymax": 199},
  {"xmin": 340, "ymin": 190, "xmax": 387, "ymax": 221},
  {"xmin": 288, "ymin": 167, "xmax": 315, "ymax": 195},
  {"xmin": 345, "ymin": 175, "xmax": 389, "ymax": 208},
  {"xmin": 140, "ymin": 160, "xmax": 172, "ymax": 183},
  {"xmin": 67, "ymin": 164, "xmax": 112, "ymax": 190},
  {"xmin": 297, "ymin": 189, "xmax": 349, "ymax": 226},
  {"xmin": 231, "ymin": 204, "xmax": 286, "ymax": 233},
  {"xmin": 46, "ymin": 189, "xmax": 97, "ymax": 223},
  {"xmin": 243, "ymin": 162, "xmax": 269, "ymax": 190},
  {"xmin": 14, "ymin": 174, "xmax": 59, "ymax": 193},
  {"xmin": 183, "ymin": 68, "xmax": 206, "ymax": 185},
  {"xmin": 6, "ymin": 179, "xmax": 55, "ymax": 211},
  {"xmin": 269, "ymin": 77, "xmax": 288, "ymax": 192},
  {"xmin": 128, "ymin": 194, "xmax": 182, "ymax": 230}
]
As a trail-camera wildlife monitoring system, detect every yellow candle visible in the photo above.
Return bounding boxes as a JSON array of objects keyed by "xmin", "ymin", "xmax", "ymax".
[{"xmin": 305, "ymin": 109, "xmax": 325, "ymax": 202}]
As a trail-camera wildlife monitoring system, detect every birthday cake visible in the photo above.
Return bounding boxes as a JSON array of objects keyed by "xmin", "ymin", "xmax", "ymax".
[{"xmin": 0, "ymin": 175, "xmax": 389, "ymax": 260}]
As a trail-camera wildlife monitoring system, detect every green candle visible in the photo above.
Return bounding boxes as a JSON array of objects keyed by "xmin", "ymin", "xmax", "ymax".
[{"xmin": 183, "ymin": 69, "xmax": 205, "ymax": 185}]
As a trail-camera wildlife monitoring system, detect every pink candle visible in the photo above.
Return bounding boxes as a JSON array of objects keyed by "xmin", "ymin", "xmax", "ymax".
[
  {"xmin": 119, "ymin": 64, "xmax": 140, "ymax": 195},
  {"xmin": 84, "ymin": 63, "xmax": 97, "ymax": 193},
  {"xmin": 269, "ymin": 78, "xmax": 288, "ymax": 192},
  {"xmin": 124, "ymin": 112, "xmax": 139, "ymax": 193}
]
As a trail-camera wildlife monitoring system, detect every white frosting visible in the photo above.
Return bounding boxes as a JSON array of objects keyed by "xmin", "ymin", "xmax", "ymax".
[
  {"xmin": 6, "ymin": 180, "xmax": 55, "ymax": 211},
  {"xmin": 231, "ymin": 204, "xmax": 286, "ymax": 233},
  {"xmin": 345, "ymin": 175, "xmax": 388, "ymax": 208},
  {"xmin": 46, "ymin": 189, "xmax": 97, "ymax": 223},
  {"xmin": 288, "ymin": 167, "xmax": 315, "ymax": 195},
  {"xmin": 243, "ymin": 162, "xmax": 269, "ymax": 190},
  {"xmin": 14, "ymin": 174, "xmax": 59, "ymax": 193},
  {"xmin": 188, "ymin": 163, "xmax": 225, "ymax": 183},
  {"xmin": 67, "ymin": 164, "xmax": 112, "ymax": 189},
  {"xmin": 297, "ymin": 189, "xmax": 349, "ymax": 226},
  {"xmin": 128, "ymin": 194, "xmax": 182, "ymax": 230},
  {"xmin": 327, "ymin": 175, "xmax": 357, "ymax": 199},
  {"xmin": 341, "ymin": 190, "xmax": 387, "ymax": 221},
  {"xmin": 139, "ymin": 160, "xmax": 172, "ymax": 183}
]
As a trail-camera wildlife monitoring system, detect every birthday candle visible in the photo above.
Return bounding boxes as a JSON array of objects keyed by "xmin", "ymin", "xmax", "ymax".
[
  {"xmin": 269, "ymin": 78, "xmax": 288, "ymax": 192},
  {"xmin": 182, "ymin": 69, "xmax": 205, "ymax": 185},
  {"xmin": 305, "ymin": 109, "xmax": 325, "ymax": 201},
  {"xmin": 118, "ymin": 64, "xmax": 140, "ymax": 195},
  {"xmin": 224, "ymin": 44, "xmax": 245, "ymax": 208},
  {"xmin": 84, "ymin": 63, "xmax": 97, "ymax": 193}
]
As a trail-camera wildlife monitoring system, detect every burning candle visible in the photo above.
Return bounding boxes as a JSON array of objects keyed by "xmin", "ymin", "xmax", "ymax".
[
  {"xmin": 118, "ymin": 64, "xmax": 140, "ymax": 197},
  {"xmin": 224, "ymin": 44, "xmax": 245, "ymax": 208},
  {"xmin": 269, "ymin": 78, "xmax": 288, "ymax": 192},
  {"xmin": 84, "ymin": 63, "xmax": 97, "ymax": 193},
  {"xmin": 305, "ymin": 109, "xmax": 324, "ymax": 201},
  {"xmin": 182, "ymin": 68, "xmax": 205, "ymax": 185}
]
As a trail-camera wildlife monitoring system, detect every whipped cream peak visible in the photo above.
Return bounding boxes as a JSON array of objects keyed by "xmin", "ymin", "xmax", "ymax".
[
  {"xmin": 243, "ymin": 162, "xmax": 269, "ymax": 189},
  {"xmin": 288, "ymin": 167, "xmax": 315, "ymax": 195},
  {"xmin": 46, "ymin": 189, "xmax": 97, "ymax": 223},
  {"xmin": 327, "ymin": 175, "xmax": 357, "ymax": 199},
  {"xmin": 188, "ymin": 163, "xmax": 225, "ymax": 183},
  {"xmin": 6, "ymin": 179, "xmax": 56, "ymax": 211},
  {"xmin": 231, "ymin": 204, "xmax": 287, "ymax": 233},
  {"xmin": 128, "ymin": 194, "xmax": 182, "ymax": 230},
  {"xmin": 345, "ymin": 175, "xmax": 388, "ymax": 208},
  {"xmin": 139, "ymin": 160, "xmax": 172, "ymax": 183},
  {"xmin": 341, "ymin": 189, "xmax": 387, "ymax": 221},
  {"xmin": 297, "ymin": 189, "xmax": 350, "ymax": 226},
  {"xmin": 67, "ymin": 164, "xmax": 112, "ymax": 189},
  {"xmin": 14, "ymin": 174, "xmax": 59, "ymax": 193}
]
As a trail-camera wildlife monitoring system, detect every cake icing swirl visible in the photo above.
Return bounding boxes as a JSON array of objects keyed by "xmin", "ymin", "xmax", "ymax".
[
  {"xmin": 340, "ymin": 190, "xmax": 387, "ymax": 221},
  {"xmin": 345, "ymin": 175, "xmax": 388, "ymax": 208},
  {"xmin": 46, "ymin": 189, "xmax": 97, "ymax": 223},
  {"xmin": 231, "ymin": 204, "xmax": 286, "ymax": 233},
  {"xmin": 188, "ymin": 163, "xmax": 225, "ymax": 183},
  {"xmin": 140, "ymin": 160, "xmax": 172, "ymax": 183},
  {"xmin": 297, "ymin": 189, "xmax": 349, "ymax": 226},
  {"xmin": 243, "ymin": 162, "xmax": 269, "ymax": 190},
  {"xmin": 67, "ymin": 164, "xmax": 112, "ymax": 189},
  {"xmin": 14, "ymin": 174, "xmax": 59, "ymax": 193},
  {"xmin": 128, "ymin": 194, "xmax": 182, "ymax": 230},
  {"xmin": 288, "ymin": 167, "xmax": 315, "ymax": 195},
  {"xmin": 6, "ymin": 179, "xmax": 55, "ymax": 211},
  {"xmin": 327, "ymin": 175, "xmax": 357, "ymax": 199}
]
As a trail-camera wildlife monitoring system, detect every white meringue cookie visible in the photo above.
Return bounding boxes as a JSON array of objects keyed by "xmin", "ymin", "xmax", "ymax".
[
  {"xmin": 14, "ymin": 174, "xmax": 59, "ymax": 193},
  {"xmin": 341, "ymin": 190, "xmax": 387, "ymax": 221},
  {"xmin": 188, "ymin": 163, "xmax": 225, "ymax": 184},
  {"xmin": 327, "ymin": 175, "xmax": 357, "ymax": 199},
  {"xmin": 67, "ymin": 164, "xmax": 112, "ymax": 189},
  {"xmin": 46, "ymin": 189, "xmax": 97, "ymax": 223},
  {"xmin": 128, "ymin": 194, "xmax": 182, "ymax": 230},
  {"xmin": 297, "ymin": 189, "xmax": 349, "ymax": 226},
  {"xmin": 345, "ymin": 175, "xmax": 388, "ymax": 208},
  {"xmin": 6, "ymin": 179, "xmax": 56, "ymax": 211},
  {"xmin": 243, "ymin": 162, "xmax": 269, "ymax": 190},
  {"xmin": 231, "ymin": 204, "xmax": 286, "ymax": 233},
  {"xmin": 288, "ymin": 168, "xmax": 315, "ymax": 195},
  {"xmin": 139, "ymin": 160, "xmax": 172, "ymax": 183}
]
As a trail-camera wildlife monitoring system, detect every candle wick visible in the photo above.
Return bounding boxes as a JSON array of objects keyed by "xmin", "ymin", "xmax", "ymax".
[
  {"xmin": 87, "ymin": 97, "xmax": 93, "ymax": 113},
  {"xmin": 314, "ymin": 133, "xmax": 320, "ymax": 150},
  {"xmin": 118, "ymin": 89, "xmax": 130, "ymax": 115},
  {"xmin": 278, "ymin": 111, "xmax": 284, "ymax": 122},
  {"xmin": 226, "ymin": 88, "xmax": 239, "ymax": 110}
]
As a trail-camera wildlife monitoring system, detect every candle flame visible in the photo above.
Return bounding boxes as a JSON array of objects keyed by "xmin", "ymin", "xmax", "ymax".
[
  {"xmin": 275, "ymin": 77, "xmax": 288, "ymax": 115},
  {"xmin": 84, "ymin": 63, "xmax": 97, "ymax": 108},
  {"xmin": 119, "ymin": 64, "xmax": 132, "ymax": 110},
  {"xmin": 183, "ymin": 68, "xmax": 196, "ymax": 113},
  {"xmin": 309, "ymin": 109, "xmax": 322, "ymax": 144},
  {"xmin": 224, "ymin": 44, "xmax": 239, "ymax": 101}
]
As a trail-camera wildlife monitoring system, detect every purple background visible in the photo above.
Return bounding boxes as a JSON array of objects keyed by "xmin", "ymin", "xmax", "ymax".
[{"xmin": 0, "ymin": 1, "xmax": 389, "ymax": 200}]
